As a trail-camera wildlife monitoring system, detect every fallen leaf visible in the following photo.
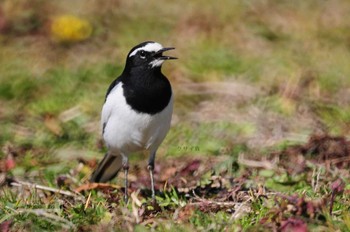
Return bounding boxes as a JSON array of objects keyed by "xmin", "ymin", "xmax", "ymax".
[
  {"xmin": 0, "ymin": 220, "xmax": 12, "ymax": 232},
  {"xmin": 75, "ymin": 183, "xmax": 120, "ymax": 193},
  {"xmin": 44, "ymin": 114, "xmax": 63, "ymax": 136},
  {"xmin": 5, "ymin": 154, "xmax": 15, "ymax": 171},
  {"xmin": 330, "ymin": 179, "xmax": 345, "ymax": 215},
  {"xmin": 280, "ymin": 218, "xmax": 307, "ymax": 232},
  {"xmin": 177, "ymin": 205, "xmax": 195, "ymax": 222},
  {"xmin": 160, "ymin": 166, "xmax": 177, "ymax": 181},
  {"xmin": 179, "ymin": 159, "xmax": 201, "ymax": 176},
  {"xmin": 331, "ymin": 179, "xmax": 345, "ymax": 194}
]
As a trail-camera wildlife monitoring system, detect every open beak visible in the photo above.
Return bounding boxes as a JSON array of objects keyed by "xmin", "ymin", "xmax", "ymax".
[{"xmin": 154, "ymin": 47, "xmax": 177, "ymax": 60}]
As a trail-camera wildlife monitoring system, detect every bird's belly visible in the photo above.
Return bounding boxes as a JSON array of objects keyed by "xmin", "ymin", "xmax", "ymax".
[{"xmin": 103, "ymin": 99, "xmax": 173, "ymax": 154}]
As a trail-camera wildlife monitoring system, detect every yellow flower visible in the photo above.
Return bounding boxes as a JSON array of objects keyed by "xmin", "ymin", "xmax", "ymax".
[{"xmin": 51, "ymin": 15, "xmax": 92, "ymax": 43}]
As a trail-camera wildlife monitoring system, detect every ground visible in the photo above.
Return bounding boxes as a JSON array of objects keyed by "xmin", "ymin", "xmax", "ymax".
[{"xmin": 0, "ymin": 0, "xmax": 350, "ymax": 231}]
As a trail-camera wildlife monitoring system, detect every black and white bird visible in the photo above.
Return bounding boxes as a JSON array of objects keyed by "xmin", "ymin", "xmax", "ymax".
[{"xmin": 90, "ymin": 41, "xmax": 176, "ymax": 202}]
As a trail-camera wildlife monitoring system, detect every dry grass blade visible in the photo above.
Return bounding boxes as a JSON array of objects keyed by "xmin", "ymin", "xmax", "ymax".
[
  {"xmin": 84, "ymin": 191, "xmax": 92, "ymax": 210},
  {"xmin": 311, "ymin": 167, "xmax": 323, "ymax": 193},
  {"xmin": 230, "ymin": 198, "xmax": 253, "ymax": 220},
  {"xmin": 130, "ymin": 190, "xmax": 143, "ymax": 224},
  {"xmin": 1, "ymin": 207, "xmax": 75, "ymax": 229}
]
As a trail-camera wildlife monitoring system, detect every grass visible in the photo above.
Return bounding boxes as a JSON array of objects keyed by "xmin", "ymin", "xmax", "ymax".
[{"xmin": 0, "ymin": 0, "xmax": 350, "ymax": 231}]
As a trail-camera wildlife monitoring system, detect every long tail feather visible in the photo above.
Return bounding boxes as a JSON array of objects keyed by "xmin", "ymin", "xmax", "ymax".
[{"xmin": 90, "ymin": 152, "xmax": 123, "ymax": 183}]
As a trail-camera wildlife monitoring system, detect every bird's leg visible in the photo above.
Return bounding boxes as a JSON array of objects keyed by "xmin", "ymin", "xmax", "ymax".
[
  {"xmin": 148, "ymin": 152, "xmax": 156, "ymax": 201},
  {"xmin": 123, "ymin": 165, "xmax": 129, "ymax": 203},
  {"xmin": 122, "ymin": 155, "xmax": 129, "ymax": 203},
  {"xmin": 148, "ymin": 165, "xmax": 155, "ymax": 200}
]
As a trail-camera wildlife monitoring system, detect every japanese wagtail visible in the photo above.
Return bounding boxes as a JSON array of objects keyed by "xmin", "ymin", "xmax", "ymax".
[{"xmin": 90, "ymin": 41, "xmax": 176, "ymax": 202}]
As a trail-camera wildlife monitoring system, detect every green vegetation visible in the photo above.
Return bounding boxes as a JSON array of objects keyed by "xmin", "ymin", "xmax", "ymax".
[{"xmin": 0, "ymin": 0, "xmax": 350, "ymax": 231}]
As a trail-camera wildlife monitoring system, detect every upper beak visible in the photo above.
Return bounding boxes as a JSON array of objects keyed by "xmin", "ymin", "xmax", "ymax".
[{"xmin": 154, "ymin": 47, "xmax": 177, "ymax": 60}]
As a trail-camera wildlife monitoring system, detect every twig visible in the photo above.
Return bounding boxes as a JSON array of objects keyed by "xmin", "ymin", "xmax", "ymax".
[
  {"xmin": 191, "ymin": 190, "xmax": 238, "ymax": 207},
  {"xmin": 189, "ymin": 200, "xmax": 238, "ymax": 207},
  {"xmin": 328, "ymin": 156, "xmax": 350, "ymax": 165},
  {"xmin": 190, "ymin": 190, "xmax": 252, "ymax": 219},
  {"xmin": 11, "ymin": 180, "xmax": 85, "ymax": 201},
  {"xmin": 238, "ymin": 153, "xmax": 276, "ymax": 169}
]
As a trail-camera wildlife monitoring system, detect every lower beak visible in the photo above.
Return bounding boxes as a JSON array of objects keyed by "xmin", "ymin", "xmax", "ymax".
[{"xmin": 154, "ymin": 47, "xmax": 177, "ymax": 60}]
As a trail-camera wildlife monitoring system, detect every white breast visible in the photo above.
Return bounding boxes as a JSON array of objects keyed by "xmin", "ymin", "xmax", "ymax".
[{"xmin": 101, "ymin": 83, "xmax": 173, "ymax": 155}]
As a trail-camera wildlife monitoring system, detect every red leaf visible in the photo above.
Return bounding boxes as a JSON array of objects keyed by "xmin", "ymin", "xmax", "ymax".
[
  {"xmin": 179, "ymin": 159, "xmax": 201, "ymax": 176},
  {"xmin": 0, "ymin": 220, "xmax": 12, "ymax": 232},
  {"xmin": 280, "ymin": 218, "xmax": 307, "ymax": 232},
  {"xmin": 5, "ymin": 156, "xmax": 15, "ymax": 171},
  {"xmin": 331, "ymin": 179, "xmax": 345, "ymax": 194}
]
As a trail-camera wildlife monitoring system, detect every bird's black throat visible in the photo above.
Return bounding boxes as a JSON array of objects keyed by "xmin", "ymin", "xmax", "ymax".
[{"xmin": 109, "ymin": 66, "xmax": 172, "ymax": 115}]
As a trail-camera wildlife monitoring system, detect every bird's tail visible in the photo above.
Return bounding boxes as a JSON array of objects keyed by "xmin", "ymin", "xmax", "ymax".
[{"xmin": 90, "ymin": 152, "xmax": 123, "ymax": 183}]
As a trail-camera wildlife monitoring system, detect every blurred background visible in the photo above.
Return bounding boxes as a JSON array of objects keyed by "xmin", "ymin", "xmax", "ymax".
[{"xmin": 0, "ymin": 0, "xmax": 350, "ymax": 170}]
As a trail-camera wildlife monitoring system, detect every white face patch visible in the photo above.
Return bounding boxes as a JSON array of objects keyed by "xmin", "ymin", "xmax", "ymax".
[
  {"xmin": 129, "ymin": 42, "xmax": 163, "ymax": 57},
  {"xmin": 149, "ymin": 59, "xmax": 164, "ymax": 68}
]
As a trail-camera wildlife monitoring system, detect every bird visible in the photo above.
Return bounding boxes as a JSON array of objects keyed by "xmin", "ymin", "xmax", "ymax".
[{"xmin": 90, "ymin": 41, "xmax": 176, "ymax": 202}]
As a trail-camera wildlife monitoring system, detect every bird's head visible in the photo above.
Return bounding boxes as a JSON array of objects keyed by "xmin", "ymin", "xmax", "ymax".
[{"xmin": 126, "ymin": 41, "xmax": 177, "ymax": 70}]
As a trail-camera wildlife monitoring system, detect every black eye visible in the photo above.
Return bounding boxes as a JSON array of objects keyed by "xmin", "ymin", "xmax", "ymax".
[{"xmin": 139, "ymin": 51, "xmax": 146, "ymax": 59}]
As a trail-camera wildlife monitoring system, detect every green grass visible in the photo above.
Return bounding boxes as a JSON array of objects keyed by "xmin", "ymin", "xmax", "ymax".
[{"xmin": 1, "ymin": 0, "xmax": 350, "ymax": 231}]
